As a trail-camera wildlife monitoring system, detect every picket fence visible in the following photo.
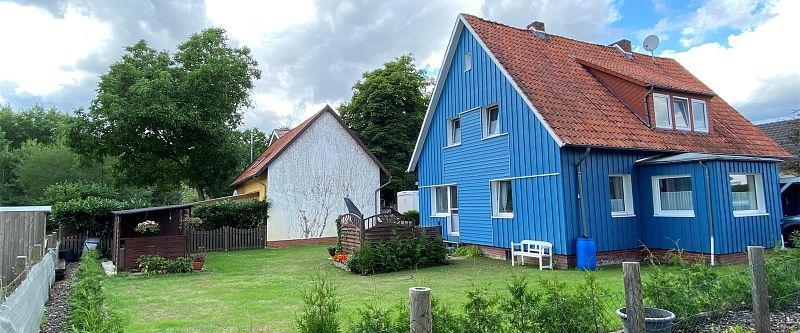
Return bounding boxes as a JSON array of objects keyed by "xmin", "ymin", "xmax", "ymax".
[{"xmin": 189, "ymin": 225, "xmax": 267, "ymax": 252}]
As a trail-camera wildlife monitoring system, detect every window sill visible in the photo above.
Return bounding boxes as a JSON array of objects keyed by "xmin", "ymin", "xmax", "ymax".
[
  {"xmin": 443, "ymin": 143, "xmax": 461, "ymax": 149},
  {"xmin": 448, "ymin": 232, "xmax": 460, "ymax": 237},
  {"xmin": 653, "ymin": 212, "xmax": 695, "ymax": 218},
  {"xmin": 481, "ymin": 133, "xmax": 507, "ymax": 141},
  {"xmin": 492, "ymin": 214, "xmax": 514, "ymax": 219},
  {"xmin": 733, "ymin": 212, "xmax": 769, "ymax": 218},
  {"xmin": 431, "ymin": 214, "xmax": 450, "ymax": 218},
  {"xmin": 612, "ymin": 213, "xmax": 636, "ymax": 218}
]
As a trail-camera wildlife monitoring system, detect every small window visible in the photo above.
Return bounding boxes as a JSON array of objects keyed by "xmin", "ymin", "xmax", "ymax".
[
  {"xmin": 609, "ymin": 174, "xmax": 634, "ymax": 217},
  {"xmin": 447, "ymin": 117, "xmax": 461, "ymax": 146},
  {"xmin": 730, "ymin": 174, "xmax": 765, "ymax": 216},
  {"xmin": 692, "ymin": 100, "xmax": 708, "ymax": 132},
  {"xmin": 653, "ymin": 94, "xmax": 672, "ymax": 129},
  {"xmin": 673, "ymin": 97, "xmax": 690, "ymax": 130},
  {"xmin": 483, "ymin": 105, "xmax": 500, "ymax": 137},
  {"xmin": 491, "ymin": 180, "xmax": 513, "ymax": 218},
  {"xmin": 652, "ymin": 175, "xmax": 694, "ymax": 217},
  {"xmin": 432, "ymin": 186, "xmax": 449, "ymax": 215},
  {"xmin": 464, "ymin": 52, "xmax": 472, "ymax": 72}
]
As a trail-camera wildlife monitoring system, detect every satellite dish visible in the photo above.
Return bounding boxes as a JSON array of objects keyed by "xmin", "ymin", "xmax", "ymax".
[{"xmin": 643, "ymin": 35, "xmax": 660, "ymax": 52}]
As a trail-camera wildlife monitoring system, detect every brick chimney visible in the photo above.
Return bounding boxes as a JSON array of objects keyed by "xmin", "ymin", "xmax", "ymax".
[
  {"xmin": 610, "ymin": 39, "xmax": 632, "ymax": 53},
  {"xmin": 526, "ymin": 21, "xmax": 545, "ymax": 32}
]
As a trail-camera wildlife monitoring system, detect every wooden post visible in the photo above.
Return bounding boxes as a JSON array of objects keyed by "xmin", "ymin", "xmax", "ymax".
[
  {"xmin": 223, "ymin": 226, "xmax": 230, "ymax": 251},
  {"xmin": 409, "ymin": 287, "xmax": 432, "ymax": 333},
  {"xmin": 31, "ymin": 244, "xmax": 43, "ymax": 261},
  {"xmin": 623, "ymin": 262, "xmax": 645, "ymax": 333},
  {"xmin": 263, "ymin": 225, "xmax": 268, "ymax": 248},
  {"xmin": 748, "ymin": 246, "xmax": 770, "ymax": 333},
  {"xmin": 46, "ymin": 233, "xmax": 54, "ymax": 249}
]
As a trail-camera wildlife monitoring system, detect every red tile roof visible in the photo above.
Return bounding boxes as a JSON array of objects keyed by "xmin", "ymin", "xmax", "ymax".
[
  {"xmin": 230, "ymin": 105, "xmax": 388, "ymax": 187},
  {"xmin": 461, "ymin": 14, "xmax": 789, "ymax": 157}
]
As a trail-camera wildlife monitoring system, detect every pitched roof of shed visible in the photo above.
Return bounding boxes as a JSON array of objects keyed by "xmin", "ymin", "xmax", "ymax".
[
  {"xmin": 460, "ymin": 14, "xmax": 788, "ymax": 157},
  {"xmin": 230, "ymin": 105, "xmax": 388, "ymax": 187}
]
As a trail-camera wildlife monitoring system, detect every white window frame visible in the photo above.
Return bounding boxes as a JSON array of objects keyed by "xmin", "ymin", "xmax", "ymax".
[
  {"xmin": 482, "ymin": 104, "xmax": 501, "ymax": 138},
  {"xmin": 490, "ymin": 179, "xmax": 514, "ymax": 218},
  {"xmin": 609, "ymin": 174, "xmax": 635, "ymax": 217},
  {"xmin": 672, "ymin": 96, "xmax": 691, "ymax": 130},
  {"xmin": 464, "ymin": 52, "xmax": 472, "ymax": 72},
  {"xmin": 651, "ymin": 175, "xmax": 695, "ymax": 218},
  {"xmin": 730, "ymin": 173, "xmax": 767, "ymax": 217},
  {"xmin": 446, "ymin": 116, "xmax": 461, "ymax": 147},
  {"xmin": 653, "ymin": 93, "xmax": 672, "ymax": 129},
  {"xmin": 431, "ymin": 186, "xmax": 449, "ymax": 217},
  {"xmin": 691, "ymin": 99, "xmax": 708, "ymax": 132}
]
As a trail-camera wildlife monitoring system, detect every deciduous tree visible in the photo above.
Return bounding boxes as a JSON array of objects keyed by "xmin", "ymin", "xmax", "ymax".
[
  {"xmin": 339, "ymin": 55, "xmax": 429, "ymax": 205},
  {"xmin": 68, "ymin": 28, "xmax": 261, "ymax": 199}
]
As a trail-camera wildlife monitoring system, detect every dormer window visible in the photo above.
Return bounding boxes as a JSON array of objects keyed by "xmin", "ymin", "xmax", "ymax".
[
  {"xmin": 654, "ymin": 94, "xmax": 672, "ymax": 129},
  {"xmin": 692, "ymin": 100, "xmax": 708, "ymax": 132},
  {"xmin": 653, "ymin": 93, "xmax": 709, "ymax": 133},
  {"xmin": 673, "ymin": 97, "xmax": 690, "ymax": 130}
]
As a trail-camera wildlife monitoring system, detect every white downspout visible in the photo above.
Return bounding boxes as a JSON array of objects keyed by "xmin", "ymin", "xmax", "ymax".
[{"xmin": 710, "ymin": 236, "xmax": 715, "ymax": 266}]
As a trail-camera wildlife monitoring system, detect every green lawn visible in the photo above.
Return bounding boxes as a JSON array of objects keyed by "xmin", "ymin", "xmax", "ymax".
[{"xmin": 105, "ymin": 244, "xmax": 674, "ymax": 332}]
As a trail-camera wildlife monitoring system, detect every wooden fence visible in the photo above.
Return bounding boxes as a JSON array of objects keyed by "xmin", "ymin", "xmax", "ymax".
[
  {"xmin": 60, "ymin": 233, "xmax": 112, "ymax": 257},
  {"xmin": 339, "ymin": 212, "xmax": 441, "ymax": 253},
  {"xmin": 0, "ymin": 210, "xmax": 48, "ymax": 281},
  {"xmin": 188, "ymin": 225, "xmax": 266, "ymax": 252}
]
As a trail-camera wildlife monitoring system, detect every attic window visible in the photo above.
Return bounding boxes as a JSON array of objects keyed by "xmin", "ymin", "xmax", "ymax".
[
  {"xmin": 653, "ymin": 94, "xmax": 672, "ymax": 129},
  {"xmin": 673, "ymin": 97, "xmax": 690, "ymax": 130},
  {"xmin": 653, "ymin": 93, "xmax": 710, "ymax": 133},
  {"xmin": 464, "ymin": 52, "xmax": 472, "ymax": 72}
]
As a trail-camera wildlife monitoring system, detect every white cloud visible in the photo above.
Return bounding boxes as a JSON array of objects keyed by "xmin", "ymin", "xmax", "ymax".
[
  {"xmin": 205, "ymin": 0, "xmax": 317, "ymax": 47},
  {"xmin": 662, "ymin": 0, "xmax": 800, "ymax": 121},
  {"xmin": 678, "ymin": 0, "xmax": 773, "ymax": 47},
  {"xmin": 0, "ymin": 2, "xmax": 111, "ymax": 96}
]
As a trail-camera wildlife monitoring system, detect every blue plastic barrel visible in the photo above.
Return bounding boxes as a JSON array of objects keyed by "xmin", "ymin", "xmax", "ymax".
[{"xmin": 576, "ymin": 237, "xmax": 597, "ymax": 271}]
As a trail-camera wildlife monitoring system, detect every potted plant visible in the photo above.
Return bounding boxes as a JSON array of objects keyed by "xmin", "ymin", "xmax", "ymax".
[
  {"xmin": 192, "ymin": 253, "xmax": 207, "ymax": 271},
  {"xmin": 134, "ymin": 220, "xmax": 160, "ymax": 234}
]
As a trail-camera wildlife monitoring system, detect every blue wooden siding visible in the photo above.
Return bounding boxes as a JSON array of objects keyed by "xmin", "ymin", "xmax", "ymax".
[
  {"xmin": 707, "ymin": 161, "xmax": 782, "ymax": 253},
  {"xmin": 560, "ymin": 148, "xmax": 655, "ymax": 254},
  {"xmin": 416, "ymin": 25, "xmax": 563, "ymax": 250},
  {"xmin": 637, "ymin": 162, "xmax": 712, "ymax": 253}
]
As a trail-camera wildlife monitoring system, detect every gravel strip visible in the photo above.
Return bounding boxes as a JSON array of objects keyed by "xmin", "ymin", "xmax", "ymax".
[
  {"xmin": 42, "ymin": 262, "xmax": 78, "ymax": 333},
  {"xmin": 676, "ymin": 302, "xmax": 800, "ymax": 333}
]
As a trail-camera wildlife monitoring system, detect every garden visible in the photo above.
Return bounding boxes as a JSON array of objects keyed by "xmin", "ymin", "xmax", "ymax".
[{"xmin": 96, "ymin": 242, "xmax": 800, "ymax": 333}]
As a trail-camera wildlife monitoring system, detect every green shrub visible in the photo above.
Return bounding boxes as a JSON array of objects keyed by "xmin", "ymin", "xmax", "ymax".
[
  {"xmin": 192, "ymin": 200, "xmax": 270, "ymax": 230},
  {"xmin": 67, "ymin": 251, "xmax": 122, "ymax": 333},
  {"xmin": 401, "ymin": 210, "xmax": 419, "ymax": 224},
  {"xmin": 347, "ymin": 232, "xmax": 448, "ymax": 275},
  {"xmin": 349, "ymin": 304, "xmax": 407, "ymax": 333},
  {"xmin": 296, "ymin": 276, "xmax": 340, "ymax": 333},
  {"xmin": 462, "ymin": 287, "xmax": 503, "ymax": 333},
  {"xmin": 51, "ymin": 196, "xmax": 146, "ymax": 234},
  {"xmin": 42, "ymin": 181, "xmax": 120, "ymax": 203},
  {"xmin": 137, "ymin": 255, "xmax": 192, "ymax": 275},
  {"xmin": 765, "ymin": 248, "xmax": 800, "ymax": 310},
  {"xmin": 453, "ymin": 245, "xmax": 482, "ymax": 258}
]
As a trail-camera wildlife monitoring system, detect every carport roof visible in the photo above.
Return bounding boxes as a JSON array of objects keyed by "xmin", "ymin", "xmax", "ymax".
[{"xmin": 635, "ymin": 153, "xmax": 782, "ymax": 165}]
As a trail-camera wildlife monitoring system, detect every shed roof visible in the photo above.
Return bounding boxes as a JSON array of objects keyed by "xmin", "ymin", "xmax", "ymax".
[{"xmin": 0, "ymin": 206, "xmax": 51, "ymax": 212}]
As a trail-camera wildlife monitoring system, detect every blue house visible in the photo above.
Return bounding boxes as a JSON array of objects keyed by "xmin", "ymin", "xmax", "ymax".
[{"xmin": 406, "ymin": 15, "xmax": 791, "ymax": 267}]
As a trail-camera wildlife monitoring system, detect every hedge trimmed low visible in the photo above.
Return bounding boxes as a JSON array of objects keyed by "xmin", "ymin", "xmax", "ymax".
[{"xmin": 192, "ymin": 200, "xmax": 270, "ymax": 230}]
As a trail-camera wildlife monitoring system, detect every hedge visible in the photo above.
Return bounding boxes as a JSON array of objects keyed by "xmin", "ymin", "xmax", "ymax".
[
  {"xmin": 67, "ymin": 251, "xmax": 122, "ymax": 332},
  {"xmin": 347, "ymin": 231, "xmax": 449, "ymax": 275},
  {"xmin": 192, "ymin": 200, "xmax": 270, "ymax": 230},
  {"xmin": 51, "ymin": 196, "xmax": 146, "ymax": 235}
]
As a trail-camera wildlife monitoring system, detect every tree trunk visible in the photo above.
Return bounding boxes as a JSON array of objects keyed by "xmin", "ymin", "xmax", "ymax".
[{"xmin": 195, "ymin": 185, "xmax": 205, "ymax": 201}]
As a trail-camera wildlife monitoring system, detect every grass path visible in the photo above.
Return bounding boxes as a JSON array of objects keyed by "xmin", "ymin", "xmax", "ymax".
[{"xmin": 106, "ymin": 244, "xmax": 671, "ymax": 332}]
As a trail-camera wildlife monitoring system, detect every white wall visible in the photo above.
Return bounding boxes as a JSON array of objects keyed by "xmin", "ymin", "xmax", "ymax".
[{"xmin": 266, "ymin": 111, "xmax": 380, "ymax": 241}]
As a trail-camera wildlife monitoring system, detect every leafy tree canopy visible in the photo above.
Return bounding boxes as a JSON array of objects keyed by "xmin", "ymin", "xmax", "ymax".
[
  {"xmin": 339, "ymin": 55, "xmax": 430, "ymax": 204},
  {"xmin": 0, "ymin": 105, "xmax": 70, "ymax": 148},
  {"xmin": 67, "ymin": 28, "xmax": 261, "ymax": 200}
]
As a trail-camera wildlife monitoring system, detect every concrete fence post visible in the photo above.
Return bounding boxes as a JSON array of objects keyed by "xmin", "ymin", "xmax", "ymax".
[
  {"xmin": 748, "ymin": 246, "xmax": 770, "ymax": 333},
  {"xmin": 31, "ymin": 244, "xmax": 43, "ymax": 261},
  {"xmin": 409, "ymin": 287, "xmax": 432, "ymax": 333},
  {"xmin": 623, "ymin": 261, "xmax": 645, "ymax": 333}
]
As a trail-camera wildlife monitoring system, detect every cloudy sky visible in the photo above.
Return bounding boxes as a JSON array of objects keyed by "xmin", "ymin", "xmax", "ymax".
[{"xmin": 0, "ymin": 0, "xmax": 797, "ymax": 132}]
